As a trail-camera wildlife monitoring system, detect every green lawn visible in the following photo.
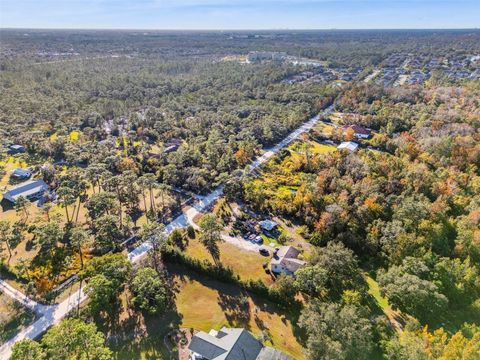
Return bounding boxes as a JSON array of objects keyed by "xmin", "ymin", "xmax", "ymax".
[
  {"xmin": 185, "ymin": 238, "xmax": 273, "ymax": 285},
  {"xmin": 366, "ymin": 275, "xmax": 389, "ymax": 310}
]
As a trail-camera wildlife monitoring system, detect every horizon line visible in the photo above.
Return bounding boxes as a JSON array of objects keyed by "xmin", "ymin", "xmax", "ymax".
[{"xmin": 1, "ymin": 27, "xmax": 479, "ymax": 31}]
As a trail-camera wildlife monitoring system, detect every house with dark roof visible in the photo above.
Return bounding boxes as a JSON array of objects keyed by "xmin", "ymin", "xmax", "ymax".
[
  {"xmin": 8, "ymin": 144, "xmax": 26, "ymax": 154},
  {"xmin": 188, "ymin": 327, "xmax": 292, "ymax": 360},
  {"xmin": 342, "ymin": 124, "xmax": 371, "ymax": 139},
  {"xmin": 270, "ymin": 246, "xmax": 306, "ymax": 276},
  {"xmin": 2, "ymin": 180, "xmax": 49, "ymax": 204},
  {"xmin": 11, "ymin": 168, "xmax": 32, "ymax": 180}
]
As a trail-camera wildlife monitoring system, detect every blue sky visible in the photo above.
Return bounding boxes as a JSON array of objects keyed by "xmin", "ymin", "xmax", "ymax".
[{"xmin": 1, "ymin": 0, "xmax": 479, "ymax": 29}]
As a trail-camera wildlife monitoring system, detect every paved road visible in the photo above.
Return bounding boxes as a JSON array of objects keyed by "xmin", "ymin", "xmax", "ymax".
[{"xmin": 0, "ymin": 106, "xmax": 331, "ymax": 359}]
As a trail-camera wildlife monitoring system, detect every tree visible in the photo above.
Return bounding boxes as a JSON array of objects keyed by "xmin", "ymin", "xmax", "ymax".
[
  {"xmin": 70, "ymin": 226, "xmax": 90, "ymax": 269},
  {"xmin": 140, "ymin": 222, "xmax": 167, "ymax": 271},
  {"xmin": 271, "ymin": 273, "xmax": 297, "ymax": 304},
  {"xmin": 14, "ymin": 196, "xmax": 29, "ymax": 223},
  {"xmin": 138, "ymin": 173, "xmax": 158, "ymax": 217},
  {"xmin": 378, "ymin": 258, "xmax": 449, "ymax": 323},
  {"xmin": 10, "ymin": 339, "xmax": 45, "ymax": 360},
  {"xmin": 84, "ymin": 274, "xmax": 116, "ymax": 317},
  {"xmin": 41, "ymin": 318, "xmax": 112, "ymax": 359},
  {"xmin": 309, "ymin": 242, "xmax": 366, "ymax": 299},
  {"xmin": 299, "ymin": 301, "xmax": 374, "ymax": 360},
  {"xmin": 131, "ymin": 267, "xmax": 168, "ymax": 315},
  {"xmin": 85, "ymin": 192, "xmax": 117, "ymax": 220},
  {"xmin": 385, "ymin": 324, "xmax": 480, "ymax": 360},
  {"xmin": 0, "ymin": 220, "xmax": 13, "ymax": 262},
  {"xmin": 199, "ymin": 214, "xmax": 223, "ymax": 264},
  {"xmin": 94, "ymin": 214, "xmax": 122, "ymax": 252},
  {"xmin": 295, "ymin": 264, "xmax": 328, "ymax": 297},
  {"xmin": 56, "ymin": 185, "xmax": 76, "ymax": 224},
  {"xmin": 81, "ymin": 253, "xmax": 131, "ymax": 318},
  {"xmin": 33, "ymin": 222, "xmax": 63, "ymax": 258}
]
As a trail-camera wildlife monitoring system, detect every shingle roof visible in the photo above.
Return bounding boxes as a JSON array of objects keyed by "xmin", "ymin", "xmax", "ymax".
[
  {"xmin": 270, "ymin": 246, "xmax": 306, "ymax": 273},
  {"xmin": 189, "ymin": 327, "xmax": 263, "ymax": 360},
  {"xmin": 342, "ymin": 124, "xmax": 371, "ymax": 135},
  {"xmin": 12, "ymin": 168, "xmax": 31, "ymax": 178},
  {"xmin": 256, "ymin": 347, "xmax": 294, "ymax": 360}
]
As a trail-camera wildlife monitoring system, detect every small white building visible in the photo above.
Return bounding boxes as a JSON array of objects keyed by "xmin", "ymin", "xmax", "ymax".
[
  {"xmin": 337, "ymin": 141, "xmax": 359, "ymax": 152},
  {"xmin": 270, "ymin": 246, "xmax": 306, "ymax": 276}
]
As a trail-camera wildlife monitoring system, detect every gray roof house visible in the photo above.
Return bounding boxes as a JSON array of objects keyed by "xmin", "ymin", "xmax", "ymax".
[
  {"xmin": 188, "ymin": 327, "xmax": 292, "ymax": 360},
  {"xmin": 11, "ymin": 168, "xmax": 32, "ymax": 180},
  {"xmin": 8, "ymin": 144, "xmax": 26, "ymax": 154},
  {"xmin": 270, "ymin": 246, "xmax": 306, "ymax": 275},
  {"xmin": 3, "ymin": 180, "xmax": 49, "ymax": 204}
]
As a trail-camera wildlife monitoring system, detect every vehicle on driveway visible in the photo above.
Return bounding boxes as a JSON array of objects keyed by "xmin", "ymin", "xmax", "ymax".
[
  {"xmin": 254, "ymin": 236, "xmax": 263, "ymax": 244},
  {"xmin": 259, "ymin": 248, "xmax": 270, "ymax": 256}
]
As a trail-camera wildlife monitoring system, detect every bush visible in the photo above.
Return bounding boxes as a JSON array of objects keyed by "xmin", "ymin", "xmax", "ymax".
[{"xmin": 186, "ymin": 225, "xmax": 196, "ymax": 239}]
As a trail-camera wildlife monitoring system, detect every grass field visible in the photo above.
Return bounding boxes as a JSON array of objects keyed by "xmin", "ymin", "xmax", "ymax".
[
  {"xmin": 171, "ymin": 265, "xmax": 304, "ymax": 358},
  {"xmin": 185, "ymin": 238, "xmax": 274, "ymax": 285}
]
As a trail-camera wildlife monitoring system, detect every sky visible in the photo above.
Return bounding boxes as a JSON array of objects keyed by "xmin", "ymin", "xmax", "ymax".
[{"xmin": 0, "ymin": 0, "xmax": 479, "ymax": 30}]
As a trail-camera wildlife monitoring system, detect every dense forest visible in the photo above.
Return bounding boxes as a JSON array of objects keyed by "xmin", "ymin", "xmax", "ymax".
[{"xmin": 1, "ymin": 29, "xmax": 479, "ymax": 360}]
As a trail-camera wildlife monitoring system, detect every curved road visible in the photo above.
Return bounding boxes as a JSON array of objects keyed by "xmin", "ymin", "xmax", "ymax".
[{"xmin": 0, "ymin": 106, "xmax": 331, "ymax": 359}]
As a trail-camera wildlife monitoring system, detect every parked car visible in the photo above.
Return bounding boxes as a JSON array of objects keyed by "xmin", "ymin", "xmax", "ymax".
[
  {"xmin": 259, "ymin": 248, "xmax": 270, "ymax": 256},
  {"xmin": 254, "ymin": 236, "xmax": 263, "ymax": 244},
  {"xmin": 249, "ymin": 234, "xmax": 257, "ymax": 241}
]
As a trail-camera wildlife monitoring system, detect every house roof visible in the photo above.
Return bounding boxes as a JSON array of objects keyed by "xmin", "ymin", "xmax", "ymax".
[
  {"xmin": 337, "ymin": 141, "xmax": 359, "ymax": 152},
  {"xmin": 10, "ymin": 144, "xmax": 25, "ymax": 150},
  {"xmin": 189, "ymin": 327, "xmax": 263, "ymax": 360},
  {"xmin": 3, "ymin": 180, "xmax": 49, "ymax": 202},
  {"xmin": 342, "ymin": 124, "xmax": 370, "ymax": 135},
  {"xmin": 12, "ymin": 168, "xmax": 31, "ymax": 178},
  {"xmin": 259, "ymin": 220, "xmax": 277, "ymax": 231},
  {"xmin": 256, "ymin": 347, "xmax": 294, "ymax": 360},
  {"xmin": 271, "ymin": 246, "xmax": 306, "ymax": 273}
]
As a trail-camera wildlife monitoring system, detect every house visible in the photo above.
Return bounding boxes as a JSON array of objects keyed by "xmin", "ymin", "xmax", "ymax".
[
  {"xmin": 3, "ymin": 180, "xmax": 49, "ymax": 204},
  {"xmin": 342, "ymin": 124, "xmax": 371, "ymax": 139},
  {"xmin": 270, "ymin": 246, "xmax": 306, "ymax": 275},
  {"xmin": 259, "ymin": 220, "xmax": 277, "ymax": 232},
  {"xmin": 163, "ymin": 138, "xmax": 182, "ymax": 154},
  {"xmin": 188, "ymin": 327, "xmax": 292, "ymax": 360},
  {"xmin": 8, "ymin": 144, "xmax": 26, "ymax": 154},
  {"xmin": 11, "ymin": 168, "xmax": 32, "ymax": 180},
  {"xmin": 337, "ymin": 141, "xmax": 359, "ymax": 152}
]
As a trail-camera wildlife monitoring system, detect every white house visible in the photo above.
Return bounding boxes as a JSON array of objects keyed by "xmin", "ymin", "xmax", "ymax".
[
  {"xmin": 270, "ymin": 246, "xmax": 306, "ymax": 275},
  {"xmin": 337, "ymin": 141, "xmax": 359, "ymax": 152}
]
